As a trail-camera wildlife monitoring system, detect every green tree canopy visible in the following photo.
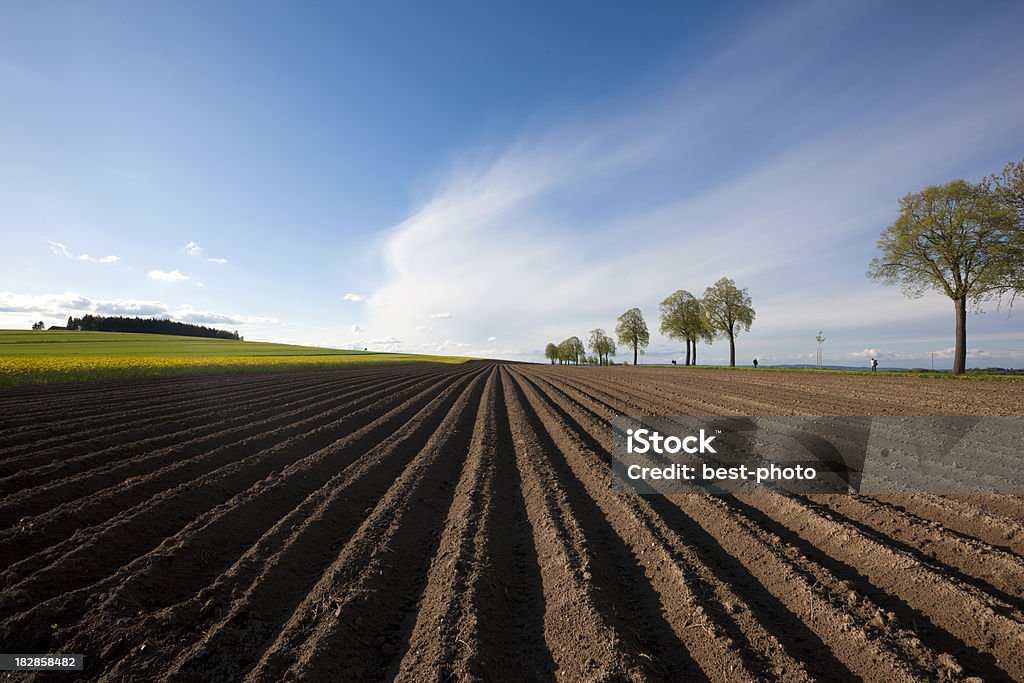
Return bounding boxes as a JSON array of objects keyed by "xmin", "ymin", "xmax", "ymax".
[
  {"xmin": 988, "ymin": 158, "xmax": 1024, "ymax": 296},
  {"xmin": 659, "ymin": 290, "xmax": 713, "ymax": 366},
  {"xmin": 867, "ymin": 178, "xmax": 1017, "ymax": 374},
  {"xmin": 615, "ymin": 308, "xmax": 649, "ymax": 366},
  {"xmin": 569, "ymin": 336, "xmax": 585, "ymax": 364},
  {"xmin": 588, "ymin": 328, "xmax": 616, "ymax": 366},
  {"xmin": 544, "ymin": 342, "xmax": 558, "ymax": 364},
  {"xmin": 702, "ymin": 277, "xmax": 755, "ymax": 367},
  {"xmin": 556, "ymin": 336, "xmax": 585, "ymax": 365}
]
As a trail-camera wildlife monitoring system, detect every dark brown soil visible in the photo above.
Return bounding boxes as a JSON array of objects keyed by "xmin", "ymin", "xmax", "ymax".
[{"xmin": 2, "ymin": 362, "xmax": 1023, "ymax": 682}]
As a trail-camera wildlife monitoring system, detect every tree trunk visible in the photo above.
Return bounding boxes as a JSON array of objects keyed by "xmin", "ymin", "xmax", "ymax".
[
  {"xmin": 685, "ymin": 339, "xmax": 691, "ymax": 366},
  {"xmin": 954, "ymin": 295, "xmax": 967, "ymax": 376},
  {"xmin": 692, "ymin": 341, "xmax": 697, "ymax": 366},
  {"xmin": 633, "ymin": 342, "xmax": 638, "ymax": 366},
  {"xmin": 728, "ymin": 331, "xmax": 736, "ymax": 367}
]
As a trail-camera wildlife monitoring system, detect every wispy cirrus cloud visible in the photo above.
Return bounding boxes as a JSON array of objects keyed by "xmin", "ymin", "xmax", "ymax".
[
  {"xmin": 343, "ymin": 293, "xmax": 365, "ymax": 302},
  {"xmin": 360, "ymin": 3, "xmax": 1024, "ymax": 363}
]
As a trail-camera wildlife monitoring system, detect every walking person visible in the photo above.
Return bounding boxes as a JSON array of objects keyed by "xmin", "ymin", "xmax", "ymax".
[
  {"xmin": 871, "ymin": 357, "xmax": 878, "ymax": 372},
  {"xmin": 753, "ymin": 358, "xmax": 758, "ymax": 368}
]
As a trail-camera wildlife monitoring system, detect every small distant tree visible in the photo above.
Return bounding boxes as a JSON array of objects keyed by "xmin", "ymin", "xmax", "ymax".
[
  {"xmin": 67, "ymin": 316, "xmax": 77, "ymax": 330},
  {"xmin": 616, "ymin": 308, "xmax": 649, "ymax": 366},
  {"xmin": 32, "ymin": 320, "xmax": 45, "ymax": 330},
  {"xmin": 544, "ymin": 342, "xmax": 558, "ymax": 364},
  {"xmin": 588, "ymin": 328, "xmax": 616, "ymax": 365},
  {"xmin": 702, "ymin": 277, "xmax": 755, "ymax": 367},
  {"xmin": 868, "ymin": 178, "xmax": 1017, "ymax": 375}
]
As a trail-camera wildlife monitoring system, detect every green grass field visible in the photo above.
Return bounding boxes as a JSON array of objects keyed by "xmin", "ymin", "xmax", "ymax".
[
  {"xmin": 638, "ymin": 363, "xmax": 1023, "ymax": 381},
  {"xmin": 0, "ymin": 330, "xmax": 471, "ymax": 386}
]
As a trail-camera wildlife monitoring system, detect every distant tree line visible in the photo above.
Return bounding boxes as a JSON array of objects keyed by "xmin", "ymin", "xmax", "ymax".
[
  {"xmin": 65, "ymin": 315, "xmax": 242, "ymax": 340},
  {"xmin": 543, "ymin": 276, "xmax": 755, "ymax": 368}
]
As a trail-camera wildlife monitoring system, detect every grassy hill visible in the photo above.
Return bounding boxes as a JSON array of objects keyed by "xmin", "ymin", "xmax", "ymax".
[{"xmin": 0, "ymin": 330, "xmax": 470, "ymax": 386}]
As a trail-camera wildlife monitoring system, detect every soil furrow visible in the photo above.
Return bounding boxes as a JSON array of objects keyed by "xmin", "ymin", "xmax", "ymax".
[
  {"xmin": 0, "ymin": 370, "xmax": 416, "ymax": 494},
  {"xmin": 0, "ymin": 368, "xmax": 470, "ymax": 648},
  {"xmin": 0, "ymin": 369, "xmax": 454, "ymax": 559},
  {"xmin": 2, "ymin": 361, "xmax": 1022, "ymax": 681},
  {"xmin": 517, "ymin": 367, "xmax": 966, "ymax": 680},
  {"xmin": 237, "ymin": 368, "xmax": 489, "ymax": 682},
  {"xmin": 88, "ymin": 366, "xmax": 489, "ymax": 682}
]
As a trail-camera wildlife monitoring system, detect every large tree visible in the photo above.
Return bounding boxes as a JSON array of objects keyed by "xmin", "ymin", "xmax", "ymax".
[
  {"xmin": 588, "ymin": 328, "xmax": 616, "ymax": 366},
  {"xmin": 868, "ymin": 178, "xmax": 1017, "ymax": 375},
  {"xmin": 702, "ymin": 277, "xmax": 755, "ymax": 367},
  {"xmin": 544, "ymin": 342, "xmax": 558, "ymax": 364},
  {"xmin": 615, "ymin": 308, "xmax": 649, "ymax": 366},
  {"xmin": 659, "ymin": 290, "xmax": 713, "ymax": 366}
]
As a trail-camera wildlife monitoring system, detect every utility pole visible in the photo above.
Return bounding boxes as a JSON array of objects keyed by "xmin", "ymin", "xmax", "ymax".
[{"xmin": 815, "ymin": 331, "xmax": 826, "ymax": 369}]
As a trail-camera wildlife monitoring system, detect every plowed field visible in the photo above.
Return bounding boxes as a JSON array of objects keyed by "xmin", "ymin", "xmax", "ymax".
[{"xmin": 2, "ymin": 361, "xmax": 1024, "ymax": 681}]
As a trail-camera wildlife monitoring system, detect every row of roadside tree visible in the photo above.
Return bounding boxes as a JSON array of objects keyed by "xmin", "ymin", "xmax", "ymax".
[{"xmin": 544, "ymin": 276, "xmax": 755, "ymax": 367}]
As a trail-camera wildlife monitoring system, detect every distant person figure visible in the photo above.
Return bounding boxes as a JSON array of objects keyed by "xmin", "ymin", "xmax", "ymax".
[
  {"xmin": 671, "ymin": 359, "xmax": 677, "ymax": 366},
  {"xmin": 753, "ymin": 358, "xmax": 758, "ymax": 368},
  {"xmin": 871, "ymin": 357, "xmax": 878, "ymax": 372}
]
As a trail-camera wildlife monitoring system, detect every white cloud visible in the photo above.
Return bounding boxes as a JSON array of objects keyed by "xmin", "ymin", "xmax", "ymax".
[
  {"xmin": 416, "ymin": 325, "xmax": 432, "ymax": 333},
  {"xmin": 184, "ymin": 241, "xmax": 202, "ymax": 256},
  {"xmin": 46, "ymin": 241, "xmax": 72, "ymax": 258},
  {"xmin": 172, "ymin": 306, "xmax": 279, "ymax": 326},
  {"xmin": 46, "ymin": 240, "xmax": 119, "ymax": 264},
  {"xmin": 429, "ymin": 312, "xmax": 452, "ymax": 319},
  {"xmin": 0, "ymin": 291, "xmax": 93, "ymax": 314},
  {"xmin": 351, "ymin": 325, "xmax": 362, "ymax": 332},
  {"xmin": 343, "ymin": 293, "xmax": 365, "ymax": 302},
  {"xmin": 76, "ymin": 254, "xmax": 120, "ymax": 263},
  {"xmin": 148, "ymin": 269, "xmax": 191, "ymax": 282},
  {"xmin": 95, "ymin": 300, "xmax": 168, "ymax": 316},
  {"xmin": 369, "ymin": 337, "xmax": 403, "ymax": 346},
  {"xmin": 487, "ymin": 336, "xmax": 497, "ymax": 341},
  {"xmin": 0, "ymin": 290, "xmax": 278, "ymax": 331},
  {"xmin": 840, "ymin": 346, "xmax": 1024, "ymax": 362},
  {"xmin": 207, "ymin": 257, "xmax": 229, "ymax": 265}
]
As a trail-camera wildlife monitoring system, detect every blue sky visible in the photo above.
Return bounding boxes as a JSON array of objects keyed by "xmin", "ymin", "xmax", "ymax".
[{"xmin": 2, "ymin": 1, "xmax": 1022, "ymax": 368}]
